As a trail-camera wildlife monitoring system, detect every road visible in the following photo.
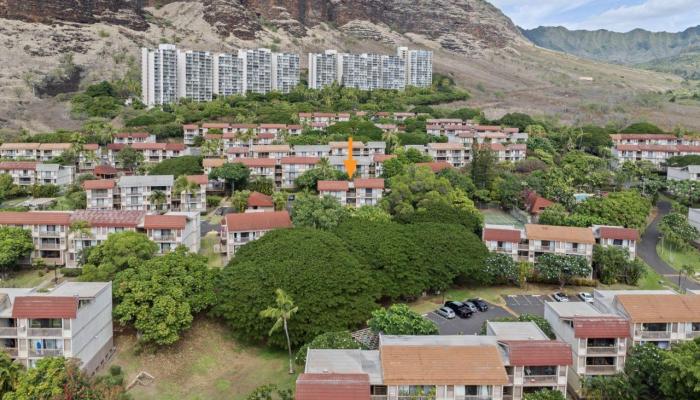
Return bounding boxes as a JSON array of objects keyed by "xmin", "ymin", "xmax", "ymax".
[{"xmin": 639, "ymin": 200, "xmax": 700, "ymax": 290}]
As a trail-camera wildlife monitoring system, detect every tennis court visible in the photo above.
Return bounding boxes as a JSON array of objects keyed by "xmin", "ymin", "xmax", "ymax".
[{"xmin": 481, "ymin": 208, "xmax": 524, "ymax": 228}]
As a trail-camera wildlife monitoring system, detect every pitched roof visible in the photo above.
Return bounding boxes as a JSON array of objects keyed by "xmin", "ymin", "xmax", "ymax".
[
  {"xmin": 82, "ymin": 179, "xmax": 116, "ymax": 190},
  {"xmin": 0, "ymin": 161, "xmax": 37, "ymax": 170},
  {"xmin": 428, "ymin": 142, "xmax": 464, "ymax": 150},
  {"xmin": 0, "ymin": 142, "xmax": 41, "ymax": 150},
  {"xmin": 318, "ymin": 181, "xmax": 349, "ymax": 191},
  {"xmin": 483, "ymin": 228, "xmax": 521, "ymax": 242},
  {"xmin": 599, "ymin": 226, "xmax": 639, "ymax": 241},
  {"xmin": 573, "ymin": 316, "xmax": 630, "ymax": 338},
  {"xmin": 416, "ymin": 162, "xmax": 453, "ymax": 172},
  {"xmin": 373, "ymin": 154, "xmax": 397, "ymax": 163},
  {"xmin": 353, "ymin": 179, "xmax": 384, "ymax": 189},
  {"xmin": 224, "ymin": 211, "xmax": 292, "ymax": 232},
  {"xmin": 143, "ymin": 215, "xmax": 187, "ymax": 230},
  {"xmin": 70, "ymin": 210, "xmax": 146, "ymax": 227},
  {"xmin": 380, "ymin": 345, "xmax": 508, "ymax": 385},
  {"xmin": 295, "ymin": 373, "xmax": 370, "ymax": 400},
  {"xmin": 251, "ymin": 145, "xmax": 290, "ymax": 152},
  {"xmin": 501, "ymin": 340, "xmax": 573, "ymax": 366},
  {"xmin": 247, "ymin": 192, "xmax": 274, "ymax": 208},
  {"xmin": 616, "ymin": 294, "xmax": 700, "ymax": 323},
  {"xmin": 237, "ymin": 158, "xmax": 277, "ymax": 168},
  {"xmin": 525, "ymin": 224, "xmax": 595, "ymax": 244},
  {"xmin": 526, "ymin": 192, "xmax": 554, "ymax": 214},
  {"xmin": 186, "ymin": 175, "xmax": 209, "ymax": 185},
  {"xmin": 281, "ymin": 157, "xmax": 320, "ymax": 165},
  {"xmin": 12, "ymin": 296, "xmax": 78, "ymax": 319},
  {"xmin": 203, "ymin": 158, "xmax": 225, "ymax": 168},
  {"xmin": 226, "ymin": 147, "xmax": 248, "ymax": 154},
  {"xmin": 93, "ymin": 164, "xmax": 118, "ymax": 175},
  {"xmin": 0, "ymin": 212, "xmax": 71, "ymax": 226}
]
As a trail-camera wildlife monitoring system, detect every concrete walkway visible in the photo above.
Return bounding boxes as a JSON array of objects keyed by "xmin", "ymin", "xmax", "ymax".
[{"xmin": 638, "ymin": 200, "xmax": 700, "ymax": 291}]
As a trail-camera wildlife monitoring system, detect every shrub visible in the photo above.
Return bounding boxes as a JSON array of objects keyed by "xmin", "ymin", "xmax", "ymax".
[
  {"xmin": 368, "ymin": 304, "xmax": 438, "ymax": 335},
  {"xmin": 206, "ymin": 195, "xmax": 223, "ymax": 208},
  {"xmin": 60, "ymin": 268, "xmax": 82, "ymax": 277}
]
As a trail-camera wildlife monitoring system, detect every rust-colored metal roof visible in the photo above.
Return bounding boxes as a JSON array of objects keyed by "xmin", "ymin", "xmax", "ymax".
[
  {"xmin": 83, "ymin": 179, "xmax": 116, "ymax": 190},
  {"xmin": 353, "ymin": 179, "xmax": 384, "ymax": 189},
  {"xmin": 247, "ymin": 192, "xmax": 274, "ymax": 208},
  {"xmin": 281, "ymin": 157, "xmax": 320, "ymax": 165},
  {"xmin": 227, "ymin": 147, "xmax": 248, "ymax": 154},
  {"xmin": 0, "ymin": 143, "xmax": 40, "ymax": 150},
  {"xmin": 202, "ymin": 123, "xmax": 230, "ymax": 129},
  {"xmin": 611, "ymin": 134, "xmax": 677, "ymax": 141},
  {"xmin": 38, "ymin": 143, "xmax": 71, "ymax": 150},
  {"xmin": 70, "ymin": 210, "xmax": 146, "ymax": 227},
  {"xmin": 525, "ymin": 224, "xmax": 595, "ymax": 244},
  {"xmin": 501, "ymin": 340, "xmax": 572, "ymax": 366},
  {"xmin": 12, "ymin": 296, "xmax": 78, "ymax": 319},
  {"xmin": 259, "ymin": 124, "xmax": 287, "ymax": 129},
  {"xmin": 599, "ymin": 227, "xmax": 639, "ymax": 241},
  {"xmin": 237, "ymin": 158, "xmax": 276, "ymax": 168},
  {"xmin": 616, "ymin": 294, "xmax": 700, "ymax": 323},
  {"xmin": 0, "ymin": 161, "xmax": 37, "ymax": 170},
  {"xmin": 373, "ymin": 154, "xmax": 397, "ymax": 163},
  {"xmin": 186, "ymin": 175, "xmax": 208, "ymax": 185},
  {"xmin": 296, "ymin": 373, "xmax": 370, "ymax": 400},
  {"xmin": 573, "ymin": 316, "xmax": 630, "ymax": 338},
  {"xmin": 489, "ymin": 143, "xmax": 506, "ymax": 151},
  {"xmin": 0, "ymin": 212, "xmax": 71, "ymax": 226},
  {"xmin": 143, "ymin": 215, "xmax": 187, "ymax": 230},
  {"xmin": 252, "ymin": 145, "xmax": 290, "ymax": 152},
  {"xmin": 224, "ymin": 211, "xmax": 291, "ymax": 232},
  {"xmin": 165, "ymin": 143, "xmax": 186, "ymax": 151},
  {"xmin": 483, "ymin": 228, "xmax": 521, "ymax": 243},
  {"xmin": 182, "ymin": 124, "xmax": 198, "ymax": 129},
  {"xmin": 318, "ymin": 181, "xmax": 349, "ymax": 191},
  {"xmin": 203, "ymin": 158, "xmax": 225, "ymax": 168},
  {"xmin": 94, "ymin": 165, "xmax": 118, "ymax": 175},
  {"xmin": 428, "ymin": 142, "xmax": 464, "ymax": 150},
  {"xmin": 415, "ymin": 162, "xmax": 453, "ymax": 172},
  {"xmin": 380, "ymin": 345, "xmax": 508, "ymax": 385}
]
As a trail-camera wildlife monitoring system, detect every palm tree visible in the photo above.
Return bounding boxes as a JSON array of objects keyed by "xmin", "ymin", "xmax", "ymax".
[
  {"xmin": 239, "ymin": 128, "xmax": 257, "ymax": 149},
  {"xmin": 260, "ymin": 289, "xmax": 298, "ymax": 374},
  {"xmin": 202, "ymin": 138, "xmax": 222, "ymax": 157},
  {"xmin": 173, "ymin": 176, "xmax": 200, "ymax": 211},
  {"xmin": 231, "ymin": 190, "xmax": 250, "ymax": 213},
  {"xmin": 680, "ymin": 264, "xmax": 697, "ymax": 293},
  {"xmin": 148, "ymin": 190, "xmax": 167, "ymax": 212},
  {"xmin": 272, "ymin": 191, "xmax": 288, "ymax": 211},
  {"xmin": 382, "ymin": 131, "xmax": 399, "ymax": 154}
]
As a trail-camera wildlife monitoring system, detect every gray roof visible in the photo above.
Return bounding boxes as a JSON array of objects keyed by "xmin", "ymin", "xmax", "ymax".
[
  {"xmin": 486, "ymin": 322, "xmax": 548, "ymax": 340},
  {"xmin": 366, "ymin": 142, "xmax": 387, "ymax": 148},
  {"xmin": 49, "ymin": 282, "xmax": 111, "ymax": 299},
  {"xmin": 118, "ymin": 175, "xmax": 173, "ymax": 187},
  {"xmin": 0, "ymin": 289, "xmax": 33, "ymax": 318},
  {"xmin": 329, "ymin": 156, "xmax": 372, "ymax": 166},
  {"xmin": 35, "ymin": 163, "xmax": 59, "ymax": 172},
  {"xmin": 545, "ymin": 301, "xmax": 604, "ymax": 318},
  {"xmin": 305, "ymin": 349, "xmax": 382, "ymax": 384},
  {"xmin": 379, "ymin": 335, "xmax": 498, "ymax": 347},
  {"xmin": 293, "ymin": 145, "xmax": 330, "ymax": 151}
]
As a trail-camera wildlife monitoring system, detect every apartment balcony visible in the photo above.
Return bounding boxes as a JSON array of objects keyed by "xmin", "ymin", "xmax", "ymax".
[
  {"xmin": 535, "ymin": 245, "xmax": 554, "ymax": 251},
  {"xmin": 635, "ymin": 330, "xmax": 671, "ymax": 339},
  {"xmin": 585, "ymin": 365, "xmax": 617, "ymax": 375},
  {"xmin": 152, "ymin": 235, "xmax": 176, "ymax": 242},
  {"xmin": 29, "ymin": 348, "xmax": 63, "ymax": 357},
  {"xmin": 0, "ymin": 348, "xmax": 17, "ymax": 357},
  {"xmin": 0, "ymin": 327, "xmax": 17, "ymax": 336},
  {"xmin": 27, "ymin": 328, "xmax": 63, "ymax": 337},
  {"xmin": 496, "ymin": 247, "xmax": 514, "ymax": 252},
  {"xmin": 518, "ymin": 244, "xmax": 529, "ymax": 251},
  {"xmin": 686, "ymin": 331, "xmax": 700, "ymax": 339},
  {"xmin": 586, "ymin": 346, "xmax": 619, "ymax": 355},
  {"xmin": 37, "ymin": 231, "xmax": 61, "ymax": 237},
  {"xmin": 522, "ymin": 375, "xmax": 559, "ymax": 385},
  {"xmin": 37, "ymin": 242, "xmax": 62, "ymax": 250}
]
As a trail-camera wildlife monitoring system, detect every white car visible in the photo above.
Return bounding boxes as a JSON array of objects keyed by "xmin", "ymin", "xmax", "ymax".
[
  {"xmin": 578, "ymin": 292, "xmax": 594, "ymax": 303},
  {"xmin": 436, "ymin": 306, "xmax": 456, "ymax": 319}
]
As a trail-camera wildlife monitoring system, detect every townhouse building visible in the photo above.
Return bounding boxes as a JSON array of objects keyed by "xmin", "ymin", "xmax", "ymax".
[
  {"xmin": 177, "ymin": 50, "xmax": 214, "ymax": 102},
  {"xmin": 544, "ymin": 301, "xmax": 630, "ymax": 394},
  {"xmin": 280, "ymin": 157, "xmax": 320, "ymax": 189},
  {"xmin": 592, "ymin": 225, "xmax": 639, "ymax": 259},
  {"xmin": 176, "ymin": 175, "xmax": 208, "ymax": 213},
  {"xmin": 328, "ymin": 155, "xmax": 373, "ymax": 178},
  {"xmin": 251, "ymin": 145, "xmax": 291, "ymax": 161},
  {"xmin": 220, "ymin": 211, "xmax": 292, "ymax": 259},
  {"xmin": 117, "ymin": 175, "xmax": 174, "ymax": 211},
  {"xmin": 238, "ymin": 158, "xmax": 277, "ymax": 182},
  {"xmin": 0, "ymin": 282, "xmax": 113, "ymax": 374},
  {"xmin": 143, "ymin": 212, "xmax": 200, "ymax": 254},
  {"xmin": 292, "ymin": 145, "xmax": 331, "ymax": 158},
  {"xmin": 611, "ymin": 134, "xmax": 700, "ymax": 168},
  {"xmin": 107, "ymin": 143, "xmax": 189, "ymax": 165},
  {"xmin": 246, "ymin": 192, "xmax": 275, "ymax": 213},
  {"xmin": 489, "ymin": 143, "xmax": 527, "ymax": 163},
  {"xmin": 299, "ymin": 335, "xmax": 509, "ymax": 400},
  {"xmin": 372, "ymin": 154, "xmax": 397, "ymax": 177},
  {"xmin": 203, "ymin": 158, "xmax": 225, "ymax": 174},
  {"xmin": 317, "ymin": 179, "xmax": 384, "ymax": 207},
  {"xmin": 112, "ymin": 132, "xmax": 156, "ymax": 145},
  {"xmin": 93, "ymin": 164, "xmax": 118, "ymax": 180},
  {"xmin": 141, "ymin": 44, "xmax": 179, "ymax": 107},
  {"xmin": 486, "ymin": 322, "xmax": 571, "ymax": 399},
  {"xmin": 667, "ymin": 164, "xmax": 700, "ymax": 180},
  {"xmin": 298, "ymin": 112, "xmax": 352, "ymax": 126},
  {"xmin": 0, "ymin": 162, "xmax": 74, "ymax": 186},
  {"xmin": 524, "ymin": 192, "xmax": 554, "ymax": 222},
  {"xmin": 226, "ymin": 147, "xmax": 249, "ymax": 160},
  {"xmin": 427, "ymin": 142, "xmax": 469, "ymax": 168},
  {"xmin": 0, "ymin": 143, "xmax": 99, "ymax": 166},
  {"xmin": 0, "ymin": 212, "xmax": 70, "ymax": 266},
  {"xmin": 374, "ymin": 112, "xmax": 416, "ymax": 121},
  {"xmin": 83, "ymin": 179, "xmax": 118, "ymax": 210}
]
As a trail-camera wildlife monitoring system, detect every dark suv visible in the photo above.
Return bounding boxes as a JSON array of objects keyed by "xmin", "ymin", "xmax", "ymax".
[
  {"xmin": 467, "ymin": 298, "xmax": 489, "ymax": 312},
  {"xmin": 444, "ymin": 301, "xmax": 473, "ymax": 319}
]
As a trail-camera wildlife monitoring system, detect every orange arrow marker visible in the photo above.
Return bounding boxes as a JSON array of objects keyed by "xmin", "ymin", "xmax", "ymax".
[{"xmin": 343, "ymin": 137, "xmax": 357, "ymax": 179}]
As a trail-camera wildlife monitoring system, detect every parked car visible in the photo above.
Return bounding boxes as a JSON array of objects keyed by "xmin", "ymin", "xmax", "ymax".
[
  {"xmin": 436, "ymin": 306, "xmax": 456, "ymax": 319},
  {"xmin": 467, "ymin": 298, "xmax": 489, "ymax": 312},
  {"xmin": 462, "ymin": 301, "xmax": 478, "ymax": 313},
  {"xmin": 578, "ymin": 292, "xmax": 594, "ymax": 303},
  {"xmin": 552, "ymin": 292, "xmax": 569, "ymax": 302},
  {"xmin": 444, "ymin": 301, "xmax": 473, "ymax": 318}
]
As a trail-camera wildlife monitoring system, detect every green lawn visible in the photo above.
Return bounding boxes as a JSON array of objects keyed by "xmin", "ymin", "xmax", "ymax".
[
  {"xmin": 0, "ymin": 268, "xmax": 50, "ymax": 288},
  {"xmin": 657, "ymin": 243, "xmax": 700, "ymax": 273},
  {"xmin": 0, "ymin": 197, "xmax": 30, "ymax": 209},
  {"xmin": 200, "ymin": 232, "xmax": 224, "ymax": 269},
  {"xmin": 481, "ymin": 208, "xmax": 524, "ymax": 228}
]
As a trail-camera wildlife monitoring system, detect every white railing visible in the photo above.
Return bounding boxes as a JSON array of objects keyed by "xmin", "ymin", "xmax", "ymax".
[
  {"xmin": 586, "ymin": 346, "xmax": 618, "ymax": 355},
  {"xmin": 0, "ymin": 327, "xmax": 17, "ymax": 336},
  {"xmin": 585, "ymin": 365, "xmax": 617, "ymax": 374},
  {"xmin": 27, "ymin": 328, "xmax": 63, "ymax": 337},
  {"xmin": 635, "ymin": 330, "xmax": 671, "ymax": 339}
]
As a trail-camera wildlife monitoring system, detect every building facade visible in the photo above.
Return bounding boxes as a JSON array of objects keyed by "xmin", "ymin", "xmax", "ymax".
[
  {"xmin": 177, "ymin": 50, "xmax": 213, "ymax": 102},
  {"xmin": 220, "ymin": 211, "xmax": 292, "ymax": 259},
  {"xmin": 272, "ymin": 52, "xmax": 300, "ymax": 93},
  {"xmin": 141, "ymin": 44, "xmax": 179, "ymax": 107}
]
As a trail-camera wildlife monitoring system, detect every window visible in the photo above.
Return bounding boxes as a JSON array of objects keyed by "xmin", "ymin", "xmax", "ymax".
[
  {"xmin": 525, "ymin": 366, "xmax": 557, "ymax": 376},
  {"xmin": 30, "ymin": 319, "xmax": 62, "ymax": 328},
  {"xmin": 693, "ymin": 322, "xmax": 700, "ymax": 332}
]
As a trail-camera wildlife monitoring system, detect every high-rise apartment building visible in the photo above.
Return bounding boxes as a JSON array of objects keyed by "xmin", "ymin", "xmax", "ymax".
[
  {"xmin": 141, "ymin": 44, "xmax": 178, "ymax": 107},
  {"xmin": 272, "ymin": 53, "xmax": 300, "ymax": 93},
  {"xmin": 398, "ymin": 46, "xmax": 433, "ymax": 88},
  {"xmin": 213, "ymin": 53, "xmax": 245, "ymax": 96},
  {"xmin": 366, "ymin": 54, "xmax": 383, "ymax": 91},
  {"xmin": 243, "ymin": 48, "xmax": 273, "ymax": 94},
  {"xmin": 339, "ymin": 53, "xmax": 368, "ymax": 90},
  {"xmin": 308, "ymin": 50, "xmax": 339, "ymax": 90},
  {"xmin": 381, "ymin": 55, "xmax": 406, "ymax": 90},
  {"xmin": 177, "ymin": 50, "xmax": 213, "ymax": 102}
]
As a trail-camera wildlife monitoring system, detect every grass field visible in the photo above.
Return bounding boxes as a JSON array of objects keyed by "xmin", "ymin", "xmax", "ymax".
[
  {"xmin": 481, "ymin": 208, "xmax": 524, "ymax": 228},
  {"xmin": 110, "ymin": 319, "xmax": 296, "ymax": 400},
  {"xmin": 657, "ymin": 243, "xmax": 700, "ymax": 273},
  {"xmin": 0, "ymin": 197, "xmax": 30, "ymax": 209},
  {"xmin": 0, "ymin": 268, "xmax": 50, "ymax": 288}
]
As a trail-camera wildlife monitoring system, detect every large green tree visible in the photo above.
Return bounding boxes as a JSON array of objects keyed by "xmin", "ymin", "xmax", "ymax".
[
  {"xmin": 368, "ymin": 304, "xmax": 438, "ymax": 335},
  {"xmin": 214, "ymin": 228, "xmax": 379, "ymax": 348},
  {"xmin": 149, "ymin": 156, "xmax": 203, "ymax": 177},
  {"xmin": 294, "ymin": 160, "xmax": 344, "ymax": 192},
  {"xmin": 290, "ymin": 192, "xmax": 348, "ymax": 230},
  {"xmin": 0, "ymin": 352, "xmax": 21, "ymax": 397},
  {"xmin": 0, "ymin": 227, "xmax": 33, "ymax": 278},
  {"xmin": 659, "ymin": 338, "xmax": 700, "ymax": 399},
  {"xmin": 624, "ymin": 344, "xmax": 666, "ymax": 400},
  {"xmin": 113, "ymin": 247, "xmax": 216, "ymax": 346},
  {"xmin": 115, "ymin": 146, "xmax": 144, "ymax": 172},
  {"xmin": 80, "ymin": 231, "xmax": 158, "ymax": 282},
  {"xmin": 574, "ymin": 191, "xmax": 651, "ymax": 230},
  {"xmin": 592, "ymin": 245, "xmax": 645, "ymax": 285},
  {"xmin": 209, "ymin": 163, "xmax": 250, "ymax": 193},
  {"xmin": 523, "ymin": 389, "xmax": 566, "ymax": 400},
  {"xmin": 536, "ymin": 254, "xmax": 591, "ymax": 289}
]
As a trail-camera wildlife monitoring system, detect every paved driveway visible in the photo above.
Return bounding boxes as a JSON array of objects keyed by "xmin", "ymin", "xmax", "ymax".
[
  {"xmin": 504, "ymin": 295, "xmax": 547, "ymax": 316},
  {"xmin": 425, "ymin": 304, "xmax": 512, "ymax": 335},
  {"xmin": 200, "ymin": 220, "xmax": 220, "ymax": 236},
  {"xmin": 639, "ymin": 200, "xmax": 700, "ymax": 290}
]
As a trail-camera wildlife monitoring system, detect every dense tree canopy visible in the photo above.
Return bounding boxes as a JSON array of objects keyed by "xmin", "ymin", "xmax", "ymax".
[
  {"xmin": 290, "ymin": 193, "xmax": 348, "ymax": 230},
  {"xmin": 294, "ymin": 331, "xmax": 363, "ymax": 365},
  {"xmin": 0, "ymin": 227, "xmax": 33, "ymax": 276},
  {"xmin": 574, "ymin": 191, "xmax": 652, "ymax": 230},
  {"xmin": 80, "ymin": 231, "xmax": 158, "ymax": 281},
  {"xmin": 214, "ymin": 228, "xmax": 379, "ymax": 348},
  {"xmin": 368, "ymin": 304, "xmax": 438, "ymax": 335},
  {"xmin": 149, "ymin": 155, "xmax": 203, "ymax": 177},
  {"xmin": 592, "ymin": 245, "xmax": 645, "ymax": 285},
  {"xmin": 536, "ymin": 254, "xmax": 591, "ymax": 288},
  {"xmin": 209, "ymin": 163, "xmax": 250, "ymax": 192}
]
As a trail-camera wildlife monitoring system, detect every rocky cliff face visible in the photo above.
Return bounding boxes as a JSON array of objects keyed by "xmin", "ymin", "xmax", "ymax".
[{"xmin": 0, "ymin": 0, "xmax": 148, "ymax": 30}]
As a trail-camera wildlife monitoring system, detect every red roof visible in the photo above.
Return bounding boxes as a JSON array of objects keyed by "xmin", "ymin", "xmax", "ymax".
[
  {"xmin": 248, "ymin": 192, "xmax": 274, "ymax": 208},
  {"xmin": 354, "ymin": 178, "xmax": 384, "ymax": 189},
  {"xmin": 202, "ymin": 123, "xmax": 230, "ymax": 129},
  {"xmin": 501, "ymin": 340, "xmax": 572, "ymax": 366},
  {"xmin": 82, "ymin": 179, "xmax": 115, "ymax": 190},
  {"xmin": 416, "ymin": 162, "xmax": 453, "ymax": 172},
  {"xmin": 281, "ymin": 157, "xmax": 320, "ymax": 165},
  {"xmin": 0, "ymin": 212, "xmax": 71, "ymax": 226},
  {"xmin": 257, "ymin": 133, "xmax": 276, "ymax": 140},
  {"xmin": 490, "ymin": 143, "xmax": 506, "ymax": 151},
  {"xmin": 373, "ymin": 154, "xmax": 397, "ymax": 163},
  {"xmin": 574, "ymin": 316, "xmax": 630, "ymax": 338},
  {"xmin": 599, "ymin": 227, "xmax": 638, "ymax": 241},
  {"xmin": 526, "ymin": 192, "xmax": 554, "ymax": 215},
  {"xmin": 295, "ymin": 373, "xmax": 370, "ymax": 400},
  {"xmin": 182, "ymin": 124, "xmax": 198, "ymax": 130},
  {"xmin": 94, "ymin": 165, "xmax": 118, "ymax": 175},
  {"xmin": 12, "ymin": 296, "xmax": 78, "ymax": 319},
  {"xmin": 238, "ymin": 158, "xmax": 276, "ymax": 168},
  {"xmin": 224, "ymin": 211, "xmax": 291, "ymax": 232},
  {"xmin": 84, "ymin": 144, "xmax": 99, "ymax": 151},
  {"xmin": 0, "ymin": 161, "xmax": 37, "ymax": 170},
  {"xmin": 165, "ymin": 143, "xmax": 186, "ymax": 151},
  {"xmin": 318, "ymin": 181, "xmax": 349, "ymax": 191},
  {"xmin": 483, "ymin": 228, "xmax": 520, "ymax": 242},
  {"xmin": 186, "ymin": 175, "xmax": 209, "ymax": 185},
  {"xmin": 70, "ymin": 210, "xmax": 146, "ymax": 227},
  {"xmin": 227, "ymin": 147, "xmax": 248, "ymax": 154},
  {"xmin": 143, "ymin": 215, "xmax": 187, "ymax": 230}
]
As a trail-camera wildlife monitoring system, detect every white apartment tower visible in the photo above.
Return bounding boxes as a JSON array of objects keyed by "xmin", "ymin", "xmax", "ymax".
[
  {"xmin": 141, "ymin": 44, "xmax": 178, "ymax": 107},
  {"xmin": 339, "ymin": 53, "xmax": 368, "ymax": 90},
  {"xmin": 243, "ymin": 48, "xmax": 273, "ymax": 94},
  {"xmin": 308, "ymin": 50, "xmax": 339, "ymax": 89},
  {"xmin": 381, "ymin": 55, "xmax": 406, "ymax": 90},
  {"xmin": 272, "ymin": 53, "xmax": 300, "ymax": 93},
  {"xmin": 213, "ymin": 53, "xmax": 245, "ymax": 96},
  {"xmin": 177, "ymin": 50, "xmax": 214, "ymax": 102},
  {"xmin": 398, "ymin": 46, "xmax": 433, "ymax": 88}
]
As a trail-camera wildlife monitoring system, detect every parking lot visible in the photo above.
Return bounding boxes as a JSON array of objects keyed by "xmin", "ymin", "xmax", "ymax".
[
  {"xmin": 504, "ymin": 294, "xmax": 581, "ymax": 317},
  {"xmin": 425, "ymin": 302, "xmax": 512, "ymax": 335}
]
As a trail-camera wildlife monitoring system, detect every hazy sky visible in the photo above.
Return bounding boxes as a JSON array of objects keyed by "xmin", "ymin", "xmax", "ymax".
[{"xmin": 489, "ymin": 0, "xmax": 700, "ymax": 32}]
